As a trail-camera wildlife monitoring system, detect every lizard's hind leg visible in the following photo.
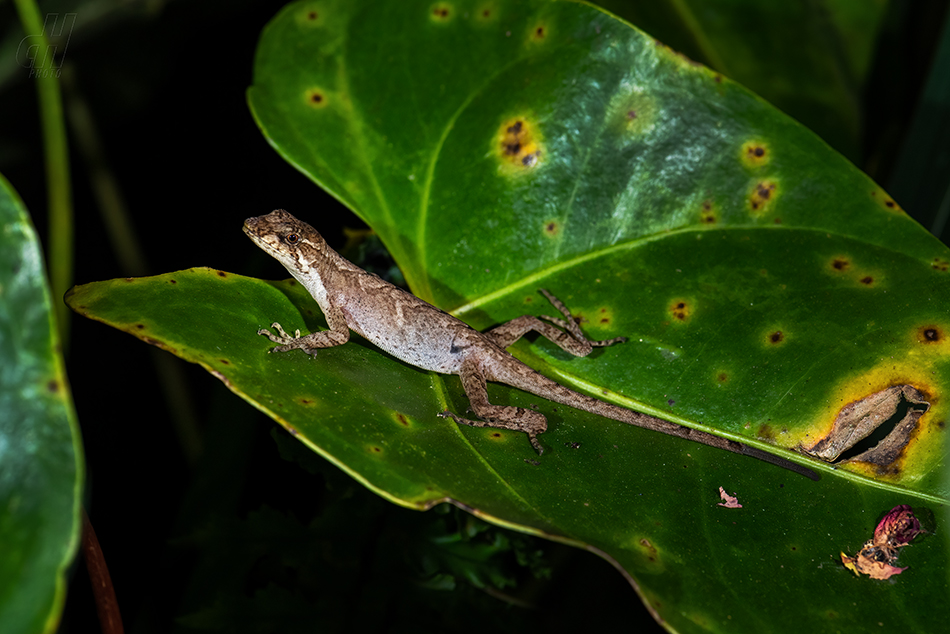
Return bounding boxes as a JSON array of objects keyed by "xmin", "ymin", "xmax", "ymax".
[
  {"xmin": 485, "ymin": 289, "xmax": 626, "ymax": 356},
  {"xmin": 439, "ymin": 360, "xmax": 547, "ymax": 454}
]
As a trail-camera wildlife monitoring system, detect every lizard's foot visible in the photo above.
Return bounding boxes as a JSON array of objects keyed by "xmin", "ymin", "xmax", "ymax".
[
  {"xmin": 538, "ymin": 289, "xmax": 627, "ymax": 348},
  {"xmin": 258, "ymin": 322, "xmax": 316, "ymax": 354}
]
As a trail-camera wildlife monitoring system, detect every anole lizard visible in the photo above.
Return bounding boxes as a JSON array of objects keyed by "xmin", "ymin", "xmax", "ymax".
[{"xmin": 244, "ymin": 209, "xmax": 818, "ymax": 480}]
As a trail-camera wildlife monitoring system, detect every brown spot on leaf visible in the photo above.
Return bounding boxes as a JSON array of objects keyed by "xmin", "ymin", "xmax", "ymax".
[
  {"xmin": 638, "ymin": 538, "xmax": 658, "ymax": 562},
  {"xmin": 430, "ymin": 3, "xmax": 451, "ymax": 20},
  {"xmin": 872, "ymin": 189, "xmax": 903, "ymax": 212},
  {"xmin": 371, "ymin": 446, "xmax": 383, "ymax": 453},
  {"xmin": 669, "ymin": 299, "xmax": 691, "ymax": 322},
  {"xmin": 747, "ymin": 180, "xmax": 777, "ymax": 215},
  {"xmin": 496, "ymin": 116, "xmax": 543, "ymax": 174},
  {"xmin": 304, "ymin": 88, "xmax": 328, "ymax": 108},
  {"xmin": 739, "ymin": 140, "xmax": 771, "ymax": 169},
  {"xmin": 768, "ymin": 330, "xmax": 784, "ymax": 344},
  {"xmin": 860, "ymin": 276, "xmax": 874, "ymax": 286},
  {"xmin": 47, "ymin": 380, "xmax": 59, "ymax": 393},
  {"xmin": 758, "ymin": 424, "xmax": 775, "ymax": 441},
  {"xmin": 831, "ymin": 257, "xmax": 850, "ymax": 271},
  {"xmin": 533, "ymin": 25, "xmax": 545, "ymax": 39},
  {"xmin": 296, "ymin": 7, "xmax": 325, "ymax": 27},
  {"xmin": 741, "ymin": 141, "xmax": 770, "ymax": 168},
  {"xmin": 609, "ymin": 91, "xmax": 656, "ymax": 136},
  {"xmin": 932, "ymin": 258, "xmax": 949, "ymax": 272},
  {"xmin": 543, "ymin": 220, "xmax": 559, "ymax": 237},
  {"xmin": 700, "ymin": 199, "xmax": 717, "ymax": 224},
  {"xmin": 916, "ymin": 325, "xmax": 943, "ymax": 344},
  {"xmin": 396, "ymin": 413, "xmax": 410, "ymax": 427},
  {"xmin": 717, "ymin": 372, "xmax": 728, "ymax": 383},
  {"xmin": 216, "ymin": 270, "xmax": 227, "ymax": 277}
]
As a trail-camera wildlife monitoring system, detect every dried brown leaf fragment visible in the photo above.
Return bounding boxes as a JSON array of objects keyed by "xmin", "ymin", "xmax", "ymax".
[{"xmin": 840, "ymin": 505, "xmax": 924, "ymax": 580}]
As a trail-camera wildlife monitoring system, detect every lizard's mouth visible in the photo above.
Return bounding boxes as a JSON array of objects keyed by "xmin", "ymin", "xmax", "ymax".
[{"xmin": 242, "ymin": 219, "xmax": 273, "ymax": 253}]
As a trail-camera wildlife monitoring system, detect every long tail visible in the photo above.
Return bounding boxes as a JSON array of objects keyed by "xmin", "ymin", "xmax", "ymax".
[{"xmin": 503, "ymin": 367, "xmax": 819, "ymax": 481}]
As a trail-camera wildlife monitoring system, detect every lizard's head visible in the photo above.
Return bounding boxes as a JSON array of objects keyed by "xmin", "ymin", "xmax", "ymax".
[{"xmin": 243, "ymin": 209, "xmax": 329, "ymax": 280}]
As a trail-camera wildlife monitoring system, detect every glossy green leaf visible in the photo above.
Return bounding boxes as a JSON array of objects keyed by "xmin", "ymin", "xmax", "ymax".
[
  {"xmin": 66, "ymin": 266, "xmax": 950, "ymax": 633},
  {"xmin": 67, "ymin": 0, "xmax": 950, "ymax": 631},
  {"xmin": 0, "ymin": 174, "xmax": 83, "ymax": 634}
]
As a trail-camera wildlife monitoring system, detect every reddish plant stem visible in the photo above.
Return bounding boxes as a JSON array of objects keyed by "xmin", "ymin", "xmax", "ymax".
[{"xmin": 82, "ymin": 508, "xmax": 124, "ymax": 634}]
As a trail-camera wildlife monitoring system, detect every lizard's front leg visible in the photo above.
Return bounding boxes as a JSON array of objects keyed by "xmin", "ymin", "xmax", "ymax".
[
  {"xmin": 439, "ymin": 359, "xmax": 547, "ymax": 454},
  {"xmin": 258, "ymin": 298, "xmax": 351, "ymax": 356},
  {"xmin": 258, "ymin": 322, "xmax": 349, "ymax": 355}
]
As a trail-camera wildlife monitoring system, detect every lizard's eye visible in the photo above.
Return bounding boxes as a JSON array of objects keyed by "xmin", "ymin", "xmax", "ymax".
[{"xmin": 284, "ymin": 233, "xmax": 300, "ymax": 245}]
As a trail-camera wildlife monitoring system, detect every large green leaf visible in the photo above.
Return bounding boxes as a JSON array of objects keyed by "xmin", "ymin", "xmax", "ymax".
[
  {"xmin": 246, "ymin": 0, "xmax": 948, "ymax": 491},
  {"xmin": 66, "ymin": 0, "xmax": 950, "ymax": 631},
  {"xmin": 0, "ymin": 174, "xmax": 83, "ymax": 633}
]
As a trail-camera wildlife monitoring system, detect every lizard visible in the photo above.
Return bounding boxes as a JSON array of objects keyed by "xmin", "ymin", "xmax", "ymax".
[{"xmin": 244, "ymin": 209, "xmax": 819, "ymax": 480}]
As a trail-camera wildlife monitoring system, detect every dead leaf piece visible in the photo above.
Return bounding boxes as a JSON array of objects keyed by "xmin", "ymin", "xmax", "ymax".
[
  {"xmin": 840, "ymin": 505, "xmax": 923, "ymax": 580},
  {"xmin": 840, "ymin": 552, "xmax": 907, "ymax": 580},
  {"xmin": 716, "ymin": 486, "xmax": 742, "ymax": 509},
  {"xmin": 804, "ymin": 385, "xmax": 929, "ymax": 464}
]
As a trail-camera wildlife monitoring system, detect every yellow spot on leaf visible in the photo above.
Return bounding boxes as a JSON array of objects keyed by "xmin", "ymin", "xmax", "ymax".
[
  {"xmin": 630, "ymin": 537, "xmax": 663, "ymax": 572},
  {"xmin": 429, "ymin": 2, "xmax": 452, "ymax": 21},
  {"xmin": 474, "ymin": 2, "xmax": 497, "ymax": 22},
  {"xmin": 747, "ymin": 179, "xmax": 778, "ymax": 215},
  {"xmin": 527, "ymin": 22, "xmax": 550, "ymax": 44},
  {"xmin": 668, "ymin": 298, "xmax": 692, "ymax": 323},
  {"xmin": 608, "ymin": 88, "xmax": 657, "ymax": 137},
  {"xmin": 870, "ymin": 188, "xmax": 903, "ymax": 213},
  {"xmin": 912, "ymin": 323, "xmax": 950, "ymax": 352},
  {"xmin": 495, "ymin": 116, "xmax": 543, "ymax": 175},
  {"xmin": 740, "ymin": 140, "xmax": 770, "ymax": 168},
  {"xmin": 824, "ymin": 254, "xmax": 884, "ymax": 288},
  {"xmin": 763, "ymin": 328, "xmax": 786, "ymax": 347},
  {"xmin": 829, "ymin": 256, "xmax": 850, "ymax": 272},
  {"xmin": 295, "ymin": 3, "xmax": 326, "ymax": 27},
  {"xmin": 304, "ymin": 87, "xmax": 328, "ymax": 108}
]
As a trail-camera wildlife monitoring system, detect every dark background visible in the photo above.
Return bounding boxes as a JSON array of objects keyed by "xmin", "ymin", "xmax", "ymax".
[{"xmin": 1, "ymin": 1, "xmax": 948, "ymax": 632}]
